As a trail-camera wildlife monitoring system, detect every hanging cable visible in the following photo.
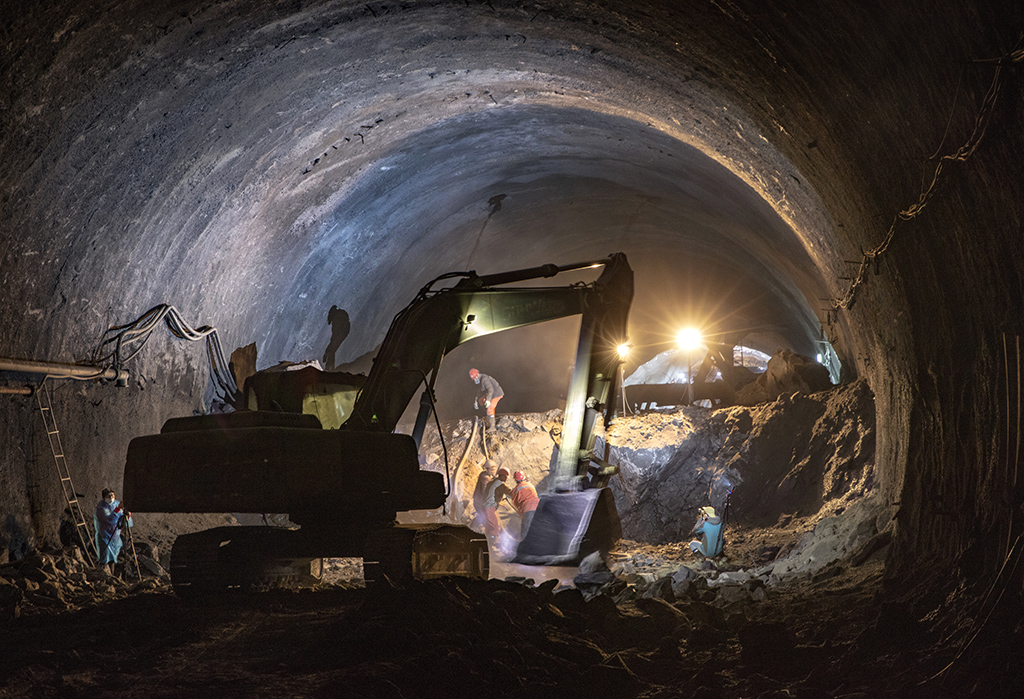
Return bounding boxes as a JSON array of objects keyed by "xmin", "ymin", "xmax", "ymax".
[
  {"xmin": 92, "ymin": 304, "xmax": 239, "ymax": 405},
  {"xmin": 832, "ymin": 41, "xmax": 1023, "ymax": 313}
]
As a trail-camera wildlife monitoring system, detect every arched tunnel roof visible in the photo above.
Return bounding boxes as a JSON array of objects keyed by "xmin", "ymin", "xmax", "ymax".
[
  {"xmin": 2, "ymin": 0, "xmax": 1024, "ymax": 586},
  {"xmin": 4, "ymin": 1, "xmax": 835, "ymax": 367}
]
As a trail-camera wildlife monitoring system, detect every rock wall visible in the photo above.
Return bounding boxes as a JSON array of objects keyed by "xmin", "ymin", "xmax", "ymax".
[{"xmin": 605, "ymin": 379, "xmax": 877, "ymax": 543}]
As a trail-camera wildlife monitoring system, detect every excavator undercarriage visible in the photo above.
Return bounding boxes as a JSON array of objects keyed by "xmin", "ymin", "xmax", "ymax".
[{"xmin": 168, "ymin": 523, "xmax": 488, "ymax": 596}]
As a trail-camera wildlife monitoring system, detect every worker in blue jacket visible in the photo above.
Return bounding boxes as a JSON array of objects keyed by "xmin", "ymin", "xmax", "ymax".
[
  {"xmin": 94, "ymin": 488, "xmax": 132, "ymax": 575},
  {"xmin": 689, "ymin": 506, "xmax": 724, "ymax": 558}
]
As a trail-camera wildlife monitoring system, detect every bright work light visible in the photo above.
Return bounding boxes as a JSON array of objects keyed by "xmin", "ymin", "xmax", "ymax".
[{"xmin": 677, "ymin": 327, "xmax": 702, "ymax": 350}]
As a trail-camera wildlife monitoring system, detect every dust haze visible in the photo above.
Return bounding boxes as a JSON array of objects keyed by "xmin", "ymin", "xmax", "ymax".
[{"xmin": 399, "ymin": 316, "xmax": 582, "ymax": 428}]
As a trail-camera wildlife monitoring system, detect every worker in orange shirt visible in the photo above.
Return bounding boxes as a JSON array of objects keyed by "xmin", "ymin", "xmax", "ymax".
[{"xmin": 510, "ymin": 470, "xmax": 539, "ymax": 539}]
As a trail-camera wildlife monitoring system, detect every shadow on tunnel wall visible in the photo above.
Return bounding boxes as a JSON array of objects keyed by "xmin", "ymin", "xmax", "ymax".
[{"xmin": 321, "ymin": 306, "xmax": 351, "ymax": 372}]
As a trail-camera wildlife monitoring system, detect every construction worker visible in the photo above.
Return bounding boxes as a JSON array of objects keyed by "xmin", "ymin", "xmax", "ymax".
[
  {"xmin": 94, "ymin": 488, "xmax": 132, "ymax": 575},
  {"xmin": 472, "ymin": 460, "xmax": 498, "ymax": 532},
  {"xmin": 58, "ymin": 505, "xmax": 75, "ymax": 548},
  {"xmin": 482, "ymin": 468, "xmax": 511, "ymax": 547},
  {"xmin": 510, "ymin": 471, "xmax": 539, "ymax": 539},
  {"xmin": 689, "ymin": 506, "xmax": 724, "ymax": 559},
  {"xmin": 470, "ymin": 368, "xmax": 504, "ymax": 429}
]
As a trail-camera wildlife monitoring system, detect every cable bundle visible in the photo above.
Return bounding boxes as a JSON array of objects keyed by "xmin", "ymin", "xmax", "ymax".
[{"xmin": 92, "ymin": 304, "xmax": 239, "ymax": 405}]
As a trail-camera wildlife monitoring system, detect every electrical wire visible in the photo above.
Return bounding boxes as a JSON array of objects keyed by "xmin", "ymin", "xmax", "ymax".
[
  {"xmin": 922, "ymin": 532, "xmax": 1024, "ymax": 684},
  {"xmin": 92, "ymin": 304, "xmax": 239, "ymax": 404},
  {"xmin": 831, "ymin": 42, "xmax": 1023, "ymax": 313}
]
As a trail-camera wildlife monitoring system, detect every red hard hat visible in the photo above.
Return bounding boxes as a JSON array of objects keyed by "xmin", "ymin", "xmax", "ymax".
[
  {"xmin": 469, "ymin": 368, "xmax": 479, "ymax": 379},
  {"xmin": 497, "ymin": 468, "xmax": 509, "ymax": 480},
  {"xmin": 514, "ymin": 471, "xmax": 525, "ymax": 482}
]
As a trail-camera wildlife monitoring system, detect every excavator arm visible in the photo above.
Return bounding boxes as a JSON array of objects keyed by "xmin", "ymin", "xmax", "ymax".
[
  {"xmin": 343, "ymin": 252, "xmax": 633, "ymax": 566},
  {"xmin": 345, "ymin": 252, "xmax": 633, "ymax": 474}
]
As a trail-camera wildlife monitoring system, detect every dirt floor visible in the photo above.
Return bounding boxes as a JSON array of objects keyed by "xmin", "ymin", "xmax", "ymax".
[
  {"xmin": 2, "ymin": 380, "xmax": 1019, "ymax": 697},
  {"xmin": 0, "ymin": 534, "xmax": 1006, "ymax": 699}
]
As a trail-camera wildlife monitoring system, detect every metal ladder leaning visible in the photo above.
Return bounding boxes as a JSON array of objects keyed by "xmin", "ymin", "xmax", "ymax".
[{"xmin": 36, "ymin": 379, "xmax": 97, "ymax": 566}]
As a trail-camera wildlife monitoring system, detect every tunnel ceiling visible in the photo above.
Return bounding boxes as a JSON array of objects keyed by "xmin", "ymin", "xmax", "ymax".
[{"xmin": 2, "ymin": 0, "xmax": 842, "ymax": 373}]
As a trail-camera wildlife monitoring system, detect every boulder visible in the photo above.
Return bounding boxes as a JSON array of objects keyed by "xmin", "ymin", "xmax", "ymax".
[
  {"xmin": 640, "ymin": 575, "xmax": 675, "ymax": 602},
  {"xmin": 578, "ymin": 551, "xmax": 610, "ymax": 574},
  {"xmin": 35, "ymin": 580, "xmax": 67, "ymax": 603},
  {"xmin": 634, "ymin": 596, "xmax": 686, "ymax": 623},
  {"xmin": 86, "ymin": 567, "xmax": 111, "ymax": 583},
  {"xmin": 734, "ymin": 350, "xmax": 831, "ymax": 406},
  {"xmin": 712, "ymin": 584, "xmax": 752, "ymax": 607},
  {"xmin": 17, "ymin": 578, "xmax": 40, "ymax": 593},
  {"xmin": 671, "ymin": 567, "xmax": 698, "ymax": 598},
  {"xmin": 138, "ymin": 555, "xmax": 169, "ymax": 578}
]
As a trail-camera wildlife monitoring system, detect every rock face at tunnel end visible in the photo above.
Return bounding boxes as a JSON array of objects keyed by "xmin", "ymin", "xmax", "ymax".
[{"xmin": 602, "ymin": 378, "xmax": 876, "ymax": 543}]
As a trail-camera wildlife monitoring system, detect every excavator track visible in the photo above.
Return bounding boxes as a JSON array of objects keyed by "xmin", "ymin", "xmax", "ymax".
[
  {"xmin": 171, "ymin": 524, "xmax": 487, "ymax": 595},
  {"xmin": 170, "ymin": 527, "xmax": 324, "ymax": 597},
  {"xmin": 363, "ymin": 525, "xmax": 489, "ymax": 585}
]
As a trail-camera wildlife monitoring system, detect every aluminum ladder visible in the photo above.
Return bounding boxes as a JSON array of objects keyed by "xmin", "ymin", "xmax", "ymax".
[{"xmin": 36, "ymin": 379, "xmax": 96, "ymax": 566}]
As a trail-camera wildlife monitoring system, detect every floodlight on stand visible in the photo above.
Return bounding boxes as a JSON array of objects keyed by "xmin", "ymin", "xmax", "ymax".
[
  {"xmin": 617, "ymin": 343, "xmax": 631, "ymax": 360},
  {"xmin": 677, "ymin": 327, "xmax": 702, "ymax": 406}
]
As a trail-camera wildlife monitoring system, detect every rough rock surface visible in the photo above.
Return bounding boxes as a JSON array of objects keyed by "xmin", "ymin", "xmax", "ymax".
[
  {"xmin": 404, "ymin": 379, "xmax": 880, "ymax": 583},
  {"xmin": 734, "ymin": 349, "xmax": 833, "ymax": 406},
  {"xmin": 606, "ymin": 379, "xmax": 878, "ymax": 553},
  {"xmin": 0, "ymin": 551, "xmax": 1002, "ymax": 699}
]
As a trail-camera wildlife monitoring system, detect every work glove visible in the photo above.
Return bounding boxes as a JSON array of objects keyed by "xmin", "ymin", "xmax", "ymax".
[{"xmin": 485, "ymin": 400, "xmax": 491, "ymax": 408}]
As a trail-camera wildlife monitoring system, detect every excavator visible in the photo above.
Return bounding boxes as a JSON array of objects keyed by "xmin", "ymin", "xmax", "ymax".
[{"xmin": 122, "ymin": 253, "xmax": 633, "ymax": 594}]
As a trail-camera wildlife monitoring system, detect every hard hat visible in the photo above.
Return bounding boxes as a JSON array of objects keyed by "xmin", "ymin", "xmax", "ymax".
[
  {"xmin": 469, "ymin": 368, "xmax": 479, "ymax": 379},
  {"xmin": 497, "ymin": 468, "xmax": 509, "ymax": 480},
  {"xmin": 700, "ymin": 506, "xmax": 716, "ymax": 518},
  {"xmin": 513, "ymin": 470, "xmax": 526, "ymax": 482}
]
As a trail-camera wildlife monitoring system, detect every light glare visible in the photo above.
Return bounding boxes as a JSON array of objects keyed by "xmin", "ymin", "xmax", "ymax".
[{"xmin": 677, "ymin": 327, "xmax": 702, "ymax": 350}]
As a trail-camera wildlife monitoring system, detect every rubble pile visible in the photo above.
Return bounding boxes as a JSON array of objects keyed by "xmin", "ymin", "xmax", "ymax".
[
  {"xmin": 0, "ymin": 545, "xmax": 170, "ymax": 620},
  {"xmin": 412, "ymin": 378, "xmax": 882, "ymax": 585},
  {"xmin": 733, "ymin": 348, "xmax": 832, "ymax": 406},
  {"xmin": 605, "ymin": 378, "xmax": 877, "ymax": 544},
  {"xmin": 0, "ymin": 554, "xmax": 895, "ymax": 698},
  {"xmin": 315, "ymin": 550, "xmax": 896, "ymax": 699}
]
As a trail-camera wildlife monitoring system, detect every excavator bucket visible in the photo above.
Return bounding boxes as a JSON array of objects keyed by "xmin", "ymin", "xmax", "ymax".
[{"xmin": 511, "ymin": 487, "xmax": 621, "ymax": 566}]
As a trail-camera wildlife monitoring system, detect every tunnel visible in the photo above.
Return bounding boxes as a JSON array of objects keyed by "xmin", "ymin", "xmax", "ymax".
[{"xmin": 2, "ymin": 0, "xmax": 1023, "ymax": 695}]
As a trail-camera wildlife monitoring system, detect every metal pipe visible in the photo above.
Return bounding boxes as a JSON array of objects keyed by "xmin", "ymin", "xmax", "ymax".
[
  {"xmin": 468, "ymin": 256, "xmax": 612, "ymax": 289},
  {"xmin": 0, "ymin": 356, "xmax": 128, "ymax": 383},
  {"xmin": 0, "ymin": 386, "xmax": 33, "ymax": 395}
]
